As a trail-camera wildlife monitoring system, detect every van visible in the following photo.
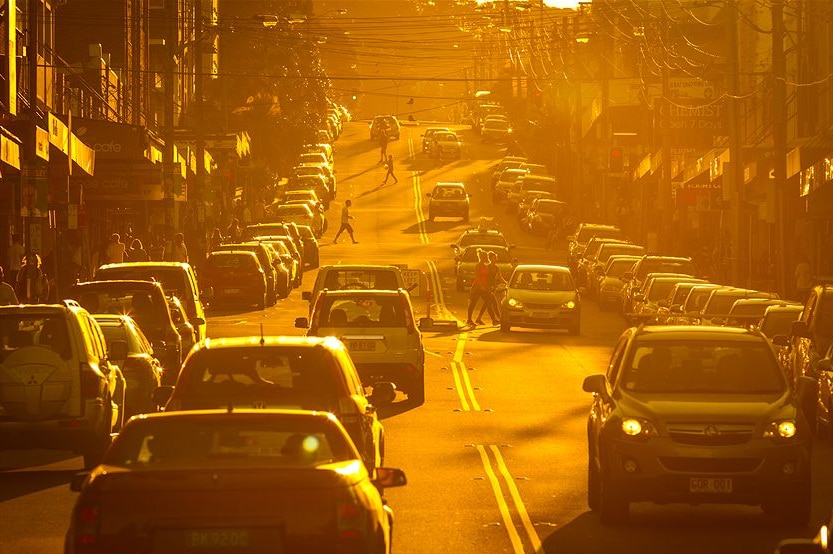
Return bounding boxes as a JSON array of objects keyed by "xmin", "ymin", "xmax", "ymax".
[
  {"xmin": 302, "ymin": 264, "xmax": 411, "ymax": 315},
  {"xmin": 94, "ymin": 262, "xmax": 207, "ymax": 341}
]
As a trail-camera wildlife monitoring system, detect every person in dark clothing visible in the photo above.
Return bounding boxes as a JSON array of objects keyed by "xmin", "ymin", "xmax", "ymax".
[
  {"xmin": 382, "ymin": 154, "xmax": 398, "ymax": 184},
  {"xmin": 476, "ymin": 251, "xmax": 504, "ymax": 325},
  {"xmin": 128, "ymin": 239, "xmax": 150, "ymax": 262}
]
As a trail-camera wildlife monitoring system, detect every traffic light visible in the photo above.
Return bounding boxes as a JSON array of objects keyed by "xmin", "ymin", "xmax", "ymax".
[{"xmin": 610, "ymin": 146, "xmax": 624, "ymax": 173}]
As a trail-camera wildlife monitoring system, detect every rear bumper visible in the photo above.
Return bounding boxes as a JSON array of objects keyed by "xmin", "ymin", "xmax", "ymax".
[
  {"xmin": 0, "ymin": 407, "xmax": 108, "ymax": 452},
  {"xmin": 354, "ymin": 362, "xmax": 424, "ymax": 389}
]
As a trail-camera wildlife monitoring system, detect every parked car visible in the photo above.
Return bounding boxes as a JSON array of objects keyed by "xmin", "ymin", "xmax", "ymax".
[
  {"xmin": 155, "ymin": 336, "xmax": 386, "ymax": 470},
  {"xmin": 620, "ymin": 255, "xmax": 697, "ymax": 315},
  {"xmin": 295, "ymin": 224, "xmax": 320, "ymax": 269},
  {"xmin": 596, "ymin": 255, "xmax": 642, "ymax": 312},
  {"xmin": 0, "ymin": 302, "xmax": 125, "ymax": 469},
  {"xmin": 501, "ymin": 265, "xmax": 580, "ymax": 334},
  {"xmin": 567, "ymin": 223, "xmax": 624, "ymax": 273},
  {"xmin": 664, "ymin": 283, "xmax": 725, "ymax": 325},
  {"xmin": 297, "ymin": 288, "xmax": 427, "ymax": 404},
  {"xmin": 583, "ymin": 325, "xmax": 815, "ymax": 525},
  {"xmin": 70, "ymin": 280, "xmax": 183, "ymax": 380},
  {"xmin": 201, "ymin": 251, "xmax": 268, "ymax": 310},
  {"xmin": 427, "ymin": 182, "xmax": 470, "ymax": 222},
  {"xmin": 584, "ymin": 242, "xmax": 646, "ymax": 297},
  {"xmin": 93, "ymin": 262, "xmax": 207, "ymax": 341},
  {"xmin": 66, "ymin": 410, "xmax": 406, "ymax": 553},
  {"xmin": 695, "ymin": 288, "xmax": 780, "ymax": 326},
  {"xmin": 93, "ymin": 313, "xmax": 162, "ymax": 417},
  {"xmin": 166, "ymin": 295, "xmax": 197, "ymax": 356},
  {"xmin": 268, "ymin": 203, "xmax": 324, "ymax": 238},
  {"xmin": 212, "ymin": 243, "xmax": 280, "ymax": 305},
  {"xmin": 629, "ymin": 276, "xmax": 706, "ymax": 325}
]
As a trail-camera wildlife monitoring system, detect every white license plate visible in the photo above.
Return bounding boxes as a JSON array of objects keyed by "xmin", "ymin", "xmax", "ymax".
[
  {"xmin": 348, "ymin": 340, "xmax": 377, "ymax": 352},
  {"xmin": 185, "ymin": 529, "xmax": 250, "ymax": 548},
  {"xmin": 689, "ymin": 477, "xmax": 733, "ymax": 493},
  {"xmin": 224, "ymin": 288, "xmax": 240, "ymax": 294}
]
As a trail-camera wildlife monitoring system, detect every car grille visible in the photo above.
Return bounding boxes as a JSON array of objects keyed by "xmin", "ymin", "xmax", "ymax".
[
  {"xmin": 659, "ymin": 457, "xmax": 762, "ymax": 473},
  {"xmin": 667, "ymin": 423, "xmax": 755, "ymax": 446}
]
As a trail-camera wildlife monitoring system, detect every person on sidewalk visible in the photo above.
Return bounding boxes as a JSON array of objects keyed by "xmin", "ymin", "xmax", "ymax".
[
  {"xmin": 7, "ymin": 234, "xmax": 24, "ymax": 286},
  {"xmin": 15, "ymin": 253, "xmax": 49, "ymax": 303},
  {"xmin": 382, "ymin": 154, "xmax": 398, "ymax": 184},
  {"xmin": 104, "ymin": 233, "xmax": 126, "ymax": 264},
  {"xmin": 0, "ymin": 266, "xmax": 18, "ymax": 306},
  {"xmin": 171, "ymin": 233, "xmax": 189, "ymax": 263},
  {"xmin": 128, "ymin": 239, "xmax": 150, "ymax": 262},
  {"xmin": 333, "ymin": 199, "xmax": 358, "ymax": 244}
]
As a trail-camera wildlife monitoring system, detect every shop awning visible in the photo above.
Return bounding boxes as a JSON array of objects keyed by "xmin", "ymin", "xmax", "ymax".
[
  {"xmin": 48, "ymin": 113, "xmax": 95, "ymax": 176},
  {"xmin": 0, "ymin": 126, "xmax": 21, "ymax": 170}
]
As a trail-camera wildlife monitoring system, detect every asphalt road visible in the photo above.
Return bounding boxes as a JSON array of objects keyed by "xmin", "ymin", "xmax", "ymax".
[{"xmin": 1, "ymin": 120, "xmax": 832, "ymax": 554}]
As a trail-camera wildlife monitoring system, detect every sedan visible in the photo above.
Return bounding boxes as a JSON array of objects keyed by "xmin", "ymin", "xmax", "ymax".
[
  {"xmin": 501, "ymin": 264, "xmax": 580, "ymax": 334},
  {"xmin": 202, "ymin": 251, "xmax": 267, "ymax": 310},
  {"xmin": 66, "ymin": 410, "xmax": 406, "ymax": 554},
  {"xmin": 431, "ymin": 131, "xmax": 462, "ymax": 161}
]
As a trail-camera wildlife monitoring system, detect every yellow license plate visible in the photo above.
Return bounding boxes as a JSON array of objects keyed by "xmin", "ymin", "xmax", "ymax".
[
  {"xmin": 348, "ymin": 340, "xmax": 376, "ymax": 352},
  {"xmin": 689, "ymin": 477, "xmax": 732, "ymax": 493},
  {"xmin": 185, "ymin": 529, "xmax": 250, "ymax": 549}
]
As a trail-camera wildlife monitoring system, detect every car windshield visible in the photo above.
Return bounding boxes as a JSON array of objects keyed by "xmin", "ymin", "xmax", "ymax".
[
  {"xmin": 244, "ymin": 225, "xmax": 287, "ymax": 240},
  {"xmin": 683, "ymin": 288, "xmax": 719, "ymax": 313},
  {"xmin": 176, "ymin": 347, "xmax": 341, "ymax": 410},
  {"xmin": 0, "ymin": 314, "xmax": 72, "ymax": 361},
  {"xmin": 273, "ymin": 205, "xmax": 311, "ymax": 217},
  {"xmin": 459, "ymin": 233, "xmax": 507, "ymax": 249},
  {"xmin": 703, "ymin": 293, "xmax": 769, "ymax": 317},
  {"xmin": 510, "ymin": 271, "xmax": 573, "ymax": 291},
  {"xmin": 320, "ymin": 269, "xmax": 399, "ymax": 291},
  {"xmin": 461, "ymin": 247, "xmax": 511, "ymax": 263},
  {"xmin": 95, "ymin": 267, "xmax": 189, "ymax": 302},
  {"xmin": 576, "ymin": 226, "xmax": 622, "ymax": 244},
  {"xmin": 760, "ymin": 311, "xmax": 801, "ymax": 338},
  {"xmin": 105, "ymin": 417, "xmax": 354, "ymax": 468},
  {"xmin": 99, "ymin": 321, "xmax": 143, "ymax": 355},
  {"xmin": 207, "ymin": 253, "xmax": 258, "ymax": 270},
  {"xmin": 435, "ymin": 133, "xmax": 457, "ymax": 142},
  {"xmin": 485, "ymin": 119, "xmax": 509, "ymax": 129},
  {"xmin": 620, "ymin": 340, "xmax": 784, "ymax": 395},
  {"xmin": 606, "ymin": 258, "xmax": 637, "ymax": 278},
  {"xmin": 646, "ymin": 280, "xmax": 683, "ymax": 302},
  {"xmin": 318, "ymin": 295, "xmax": 406, "ymax": 327},
  {"xmin": 434, "ymin": 187, "xmax": 465, "ymax": 199}
]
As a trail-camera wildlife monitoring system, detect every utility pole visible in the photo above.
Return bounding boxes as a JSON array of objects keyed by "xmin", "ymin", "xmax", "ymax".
[
  {"xmin": 195, "ymin": 0, "xmax": 205, "ymax": 222},
  {"xmin": 726, "ymin": 0, "xmax": 745, "ymax": 286},
  {"xmin": 772, "ymin": 1, "xmax": 788, "ymax": 297},
  {"xmin": 658, "ymin": 11, "xmax": 672, "ymax": 254},
  {"xmin": 163, "ymin": 0, "xmax": 177, "ymax": 231}
]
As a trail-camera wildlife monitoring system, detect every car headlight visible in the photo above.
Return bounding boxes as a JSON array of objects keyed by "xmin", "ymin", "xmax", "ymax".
[
  {"xmin": 507, "ymin": 297, "xmax": 523, "ymax": 309},
  {"xmin": 764, "ymin": 420, "xmax": 797, "ymax": 439},
  {"xmin": 561, "ymin": 299, "xmax": 577, "ymax": 309},
  {"xmin": 621, "ymin": 417, "xmax": 658, "ymax": 438}
]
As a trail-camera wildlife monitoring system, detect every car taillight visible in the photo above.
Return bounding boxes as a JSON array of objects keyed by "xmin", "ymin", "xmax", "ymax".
[
  {"xmin": 81, "ymin": 367, "xmax": 103, "ymax": 399},
  {"xmin": 337, "ymin": 501, "xmax": 366, "ymax": 554},
  {"xmin": 74, "ymin": 503, "xmax": 100, "ymax": 551}
]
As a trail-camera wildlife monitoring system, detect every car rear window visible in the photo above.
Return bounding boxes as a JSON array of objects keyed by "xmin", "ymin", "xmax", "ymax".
[
  {"xmin": 318, "ymin": 295, "xmax": 405, "ymax": 327},
  {"xmin": 95, "ymin": 267, "xmax": 190, "ymax": 302},
  {"xmin": 177, "ymin": 347, "xmax": 342, "ymax": 410},
  {"xmin": 244, "ymin": 225, "xmax": 288, "ymax": 241},
  {"xmin": 462, "ymin": 247, "xmax": 511, "ymax": 263},
  {"xmin": 434, "ymin": 187, "xmax": 466, "ymax": 199},
  {"xmin": 319, "ymin": 269, "xmax": 400, "ymax": 291},
  {"xmin": 207, "ymin": 253, "xmax": 258, "ymax": 270},
  {"xmin": 576, "ymin": 226, "xmax": 622, "ymax": 243},
  {"xmin": 599, "ymin": 244, "xmax": 644, "ymax": 264},
  {"xmin": 621, "ymin": 340, "xmax": 784, "ymax": 395},
  {"xmin": 606, "ymin": 258, "xmax": 637, "ymax": 277},
  {"xmin": 73, "ymin": 287, "xmax": 168, "ymax": 330},
  {"xmin": 0, "ymin": 314, "xmax": 72, "ymax": 360},
  {"xmin": 760, "ymin": 310, "xmax": 801, "ymax": 338},
  {"xmin": 637, "ymin": 259, "xmax": 695, "ymax": 280},
  {"xmin": 105, "ymin": 417, "xmax": 354, "ymax": 468}
]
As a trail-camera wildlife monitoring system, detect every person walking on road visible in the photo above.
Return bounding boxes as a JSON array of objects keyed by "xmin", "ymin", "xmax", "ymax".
[
  {"xmin": 476, "ymin": 250, "xmax": 504, "ymax": 325},
  {"xmin": 466, "ymin": 249, "xmax": 492, "ymax": 326},
  {"xmin": 379, "ymin": 132, "xmax": 389, "ymax": 163},
  {"xmin": 0, "ymin": 266, "xmax": 18, "ymax": 305},
  {"xmin": 382, "ymin": 154, "xmax": 398, "ymax": 184},
  {"xmin": 333, "ymin": 199, "xmax": 358, "ymax": 244}
]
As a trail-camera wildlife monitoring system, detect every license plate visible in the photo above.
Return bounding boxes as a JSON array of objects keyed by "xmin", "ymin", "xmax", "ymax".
[
  {"xmin": 224, "ymin": 288, "xmax": 240, "ymax": 294},
  {"xmin": 348, "ymin": 340, "xmax": 376, "ymax": 352},
  {"xmin": 689, "ymin": 477, "xmax": 733, "ymax": 493},
  {"xmin": 530, "ymin": 312, "xmax": 551, "ymax": 319},
  {"xmin": 185, "ymin": 529, "xmax": 250, "ymax": 548}
]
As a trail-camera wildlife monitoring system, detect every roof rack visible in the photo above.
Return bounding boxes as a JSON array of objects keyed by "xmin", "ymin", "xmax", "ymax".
[{"xmin": 62, "ymin": 299, "xmax": 81, "ymax": 309}]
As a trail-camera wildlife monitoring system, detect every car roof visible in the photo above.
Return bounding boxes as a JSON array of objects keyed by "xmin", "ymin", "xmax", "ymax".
[
  {"xmin": 763, "ymin": 304, "xmax": 804, "ymax": 314},
  {"xmin": 462, "ymin": 244, "xmax": 509, "ymax": 252},
  {"xmin": 321, "ymin": 289, "xmax": 403, "ymax": 298},
  {"xmin": 0, "ymin": 303, "xmax": 82, "ymax": 315},
  {"xmin": 194, "ymin": 335, "xmax": 345, "ymax": 352},
  {"xmin": 633, "ymin": 325, "xmax": 766, "ymax": 342},
  {"xmin": 122, "ymin": 408, "xmax": 342, "ymax": 425},
  {"xmin": 73, "ymin": 279, "xmax": 164, "ymax": 290},
  {"xmin": 99, "ymin": 262, "xmax": 193, "ymax": 270},
  {"xmin": 319, "ymin": 264, "xmax": 402, "ymax": 271},
  {"xmin": 461, "ymin": 228, "xmax": 504, "ymax": 236},
  {"xmin": 208, "ymin": 250, "xmax": 259, "ymax": 257},
  {"xmin": 93, "ymin": 313, "xmax": 135, "ymax": 325},
  {"xmin": 435, "ymin": 182, "xmax": 465, "ymax": 188},
  {"xmin": 514, "ymin": 264, "xmax": 570, "ymax": 273}
]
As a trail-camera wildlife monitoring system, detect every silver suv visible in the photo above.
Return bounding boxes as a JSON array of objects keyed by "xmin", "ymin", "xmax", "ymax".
[{"xmin": 0, "ymin": 301, "xmax": 126, "ymax": 469}]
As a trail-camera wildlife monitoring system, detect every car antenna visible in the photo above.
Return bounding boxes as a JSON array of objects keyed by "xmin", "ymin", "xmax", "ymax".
[{"xmin": 259, "ymin": 323, "xmax": 265, "ymax": 346}]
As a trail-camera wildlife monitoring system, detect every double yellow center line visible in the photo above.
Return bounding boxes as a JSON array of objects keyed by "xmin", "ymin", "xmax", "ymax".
[{"xmin": 451, "ymin": 332, "xmax": 480, "ymax": 411}]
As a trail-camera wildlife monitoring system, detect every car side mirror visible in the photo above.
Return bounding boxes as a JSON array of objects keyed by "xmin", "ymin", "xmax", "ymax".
[
  {"xmin": 70, "ymin": 472, "xmax": 90, "ymax": 492},
  {"xmin": 633, "ymin": 292, "xmax": 645, "ymax": 302},
  {"xmin": 418, "ymin": 317, "xmax": 434, "ymax": 331},
  {"xmin": 152, "ymin": 385, "xmax": 174, "ymax": 407},
  {"xmin": 790, "ymin": 320, "xmax": 810, "ymax": 338},
  {"xmin": 200, "ymin": 287, "xmax": 214, "ymax": 301},
  {"xmin": 108, "ymin": 340, "xmax": 128, "ymax": 361},
  {"xmin": 670, "ymin": 304, "xmax": 682, "ymax": 314},
  {"xmin": 192, "ymin": 317, "xmax": 206, "ymax": 326},
  {"xmin": 582, "ymin": 374, "xmax": 610, "ymax": 400},
  {"xmin": 772, "ymin": 334, "xmax": 790, "ymax": 347},
  {"xmin": 295, "ymin": 317, "xmax": 309, "ymax": 329},
  {"xmin": 373, "ymin": 467, "xmax": 407, "ymax": 489},
  {"xmin": 301, "ymin": 291, "xmax": 312, "ymax": 301}
]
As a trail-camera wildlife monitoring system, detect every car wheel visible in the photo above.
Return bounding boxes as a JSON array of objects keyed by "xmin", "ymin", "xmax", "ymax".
[
  {"xmin": 409, "ymin": 377, "xmax": 425, "ymax": 406},
  {"xmin": 500, "ymin": 321, "xmax": 511, "ymax": 332},
  {"xmin": 598, "ymin": 464, "xmax": 629, "ymax": 524},
  {"xmin": 587, "ymin": 451, "xmax": 601, "ymax": 511}
]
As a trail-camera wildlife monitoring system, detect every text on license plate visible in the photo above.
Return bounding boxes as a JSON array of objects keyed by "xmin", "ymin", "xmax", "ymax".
[
  {"xmin": 186, "ymin": 529, "xmax": 250, "ymax": 548},
  {"xmin": 348, "ymin": 340, "xmax": 376, "ymax": 352},
  {"xmin": 689, "ymin": 477, "xmax": 733, "ymax": 493},
  {"xmin": 224, "ymin": 289, "xmax": 240, "ymax": 294}
]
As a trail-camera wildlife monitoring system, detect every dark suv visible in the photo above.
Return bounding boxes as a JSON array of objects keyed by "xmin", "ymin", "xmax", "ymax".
[
  {"xmin": 583, "ymin": 326, "xmax": 815, "ymax": 525},
  {"xmin": 787, "ymin": 284, "xmax": 833, "ymax": 435}
]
